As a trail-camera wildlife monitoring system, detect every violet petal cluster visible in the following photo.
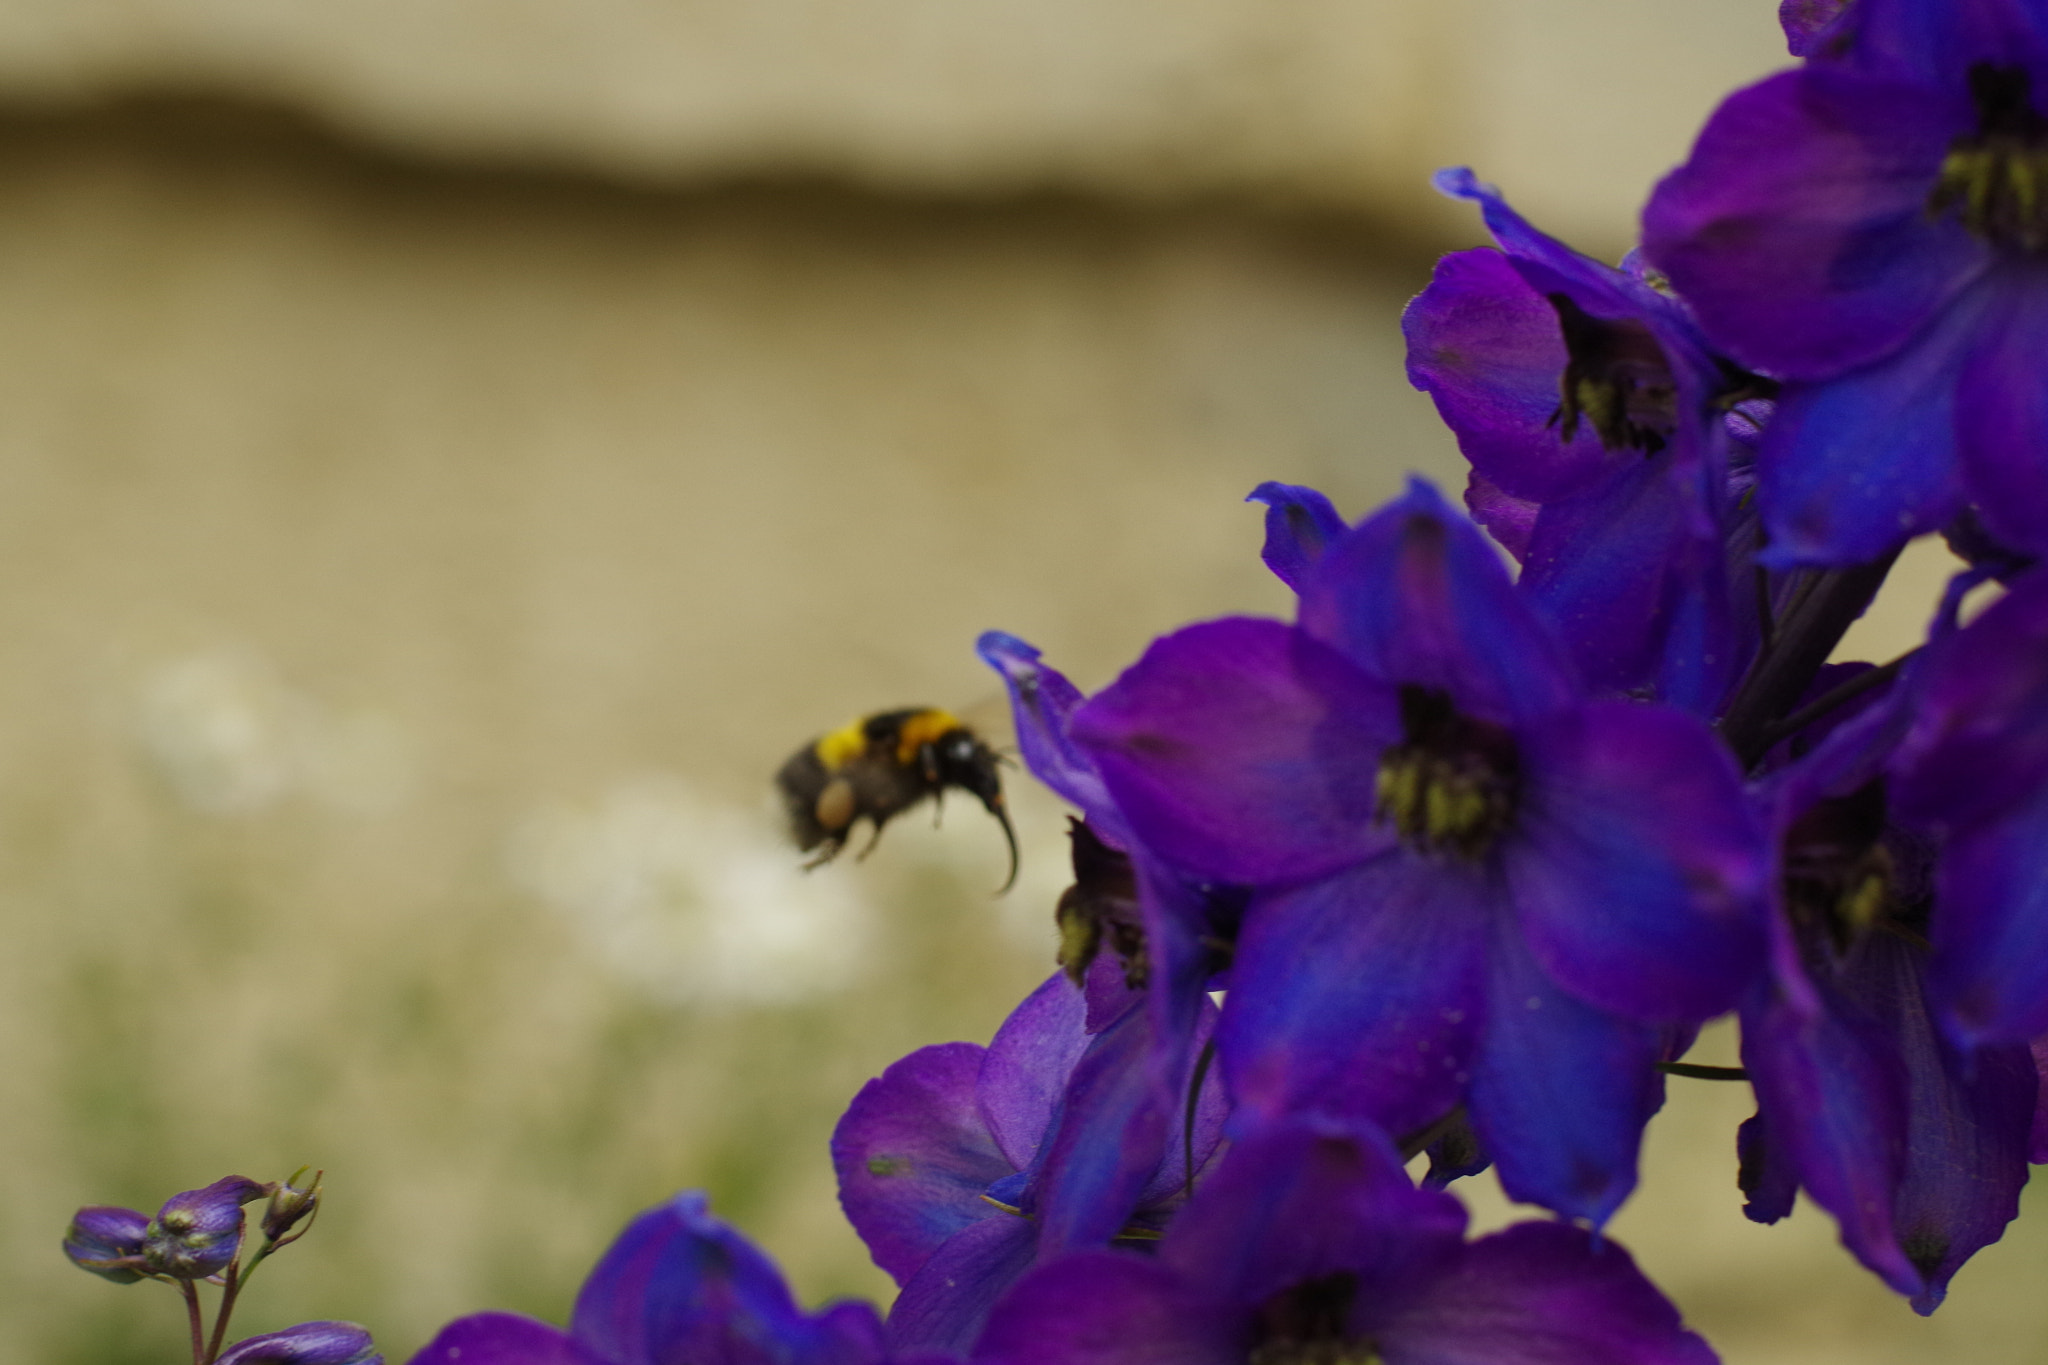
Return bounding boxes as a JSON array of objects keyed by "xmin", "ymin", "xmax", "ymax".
[
  {"xmin": 1067, "ymin": 477, "xmax": 1767, "ymax": 1224},
  {"xmin": 833, "ymin": 965, "xmax": 1225, "ymax": 1355},
  {"xmin": 1646, "ymin": 0, "xmax": 2048, "ymax": 565},
  {"xmin": 973, "ymin": 1118, "xmax": 1716, "ymax": 1365}
]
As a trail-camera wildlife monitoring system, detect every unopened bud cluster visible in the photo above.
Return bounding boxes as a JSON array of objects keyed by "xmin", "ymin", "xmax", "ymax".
[{"xmin": 63, "ymin": 1169, "xmax": 375, "ymax": 1365}]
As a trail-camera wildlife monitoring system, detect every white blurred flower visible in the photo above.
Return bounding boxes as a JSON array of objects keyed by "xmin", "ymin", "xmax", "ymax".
[
  {"xmin": 131, "ymin": 648, "xmax": 411, "ymax": 815},
  {"xmin": 508, "ymin": 775, "xmax": 871, "ymax": 1005}
]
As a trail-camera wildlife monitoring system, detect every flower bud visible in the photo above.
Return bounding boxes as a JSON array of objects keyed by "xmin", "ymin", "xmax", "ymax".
[
  {"xmin": 142, "ymin": 1176, "xmax": 266, "ymax": 1279},
  {"xmin": 262, "ymin": 1168, "xmax": 322, "ymax": 1244},
  {"xmin": 63, "ymin": 1205, "xmax": 149, "ymax": 1283},
  {"xmin": 215, "ymin": 1322, "xmax": 382, "ymax": 1365}
]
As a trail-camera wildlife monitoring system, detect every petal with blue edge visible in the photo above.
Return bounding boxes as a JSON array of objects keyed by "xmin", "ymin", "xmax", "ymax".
[
  {"xmin": 1367, "ymin": 1223, "xmax": 1718, "ymax": 1365},
  {"xmin": 1217, "ymin": 855, "xmax": 1490, "ymax": 1142},
  {"xmin": 1469, "ymin": 926, "xmax": 1667, "ymax": 1226},
  {"xmin": 832, "ymin": 1042, "xmax": 1010, "ymax": 1286},
  {"xmin": 1247, "ymin": 483, "xmax": 1347, "ymax": 593},
  {"xmin": 1508, "ymin": 701, "xmax": 1765, "ymax": 1024},
  {"xmin": 1299, "ymin": 479, "xmax": 1578, "ymax": 725},
  {"xmin": 1076, "ymin": 618, "xmax": 1399, "ymax": 885},
  {"xmin": 973, "ymin": 1252, "xmax": 1242, "ymax": 1365},
  {"xmin": 1643, "ymin": 67, "xmax": 1984, "ymax": 380}
]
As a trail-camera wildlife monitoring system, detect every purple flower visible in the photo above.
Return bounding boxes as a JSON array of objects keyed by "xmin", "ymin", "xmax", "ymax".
[
  {"xmin": 217, "ymin": 1323, "xmax": 382, "ymax": 1365},
  {"xmin": 972, "ymin": 1118, "xmax": 1718, "ymax": 1365},
  {"xmin": 1247, "ymin": 483, "xmax": 1347, "ymax": 594},
  {"xmin": 1781, "ymin": 0, "xmax": 1855, "ymax": 57},
  {"xmin": 1068, "ymin": 479, "xmax": 1768, "ymax": 1223},
  {"xmin": 1644, "ymin": 0, "xmax": 2048, "ymax": 565},
  {"xmin": 142, "ymin": 1176, "xmax": 267, "ymax": 1280},
  {"xmin": 63, "ymin": 1204, "xmax": 151, "ymax": 1283},
  {"xmin": 833, "ymin": 967, "xmax": 1225, "ymax": 1356},
  {"xmin": 1405, "ymin": 170, "xmax": 1769, "ymax": 712},
  {"xmin": 1889, "ymin": 565, "xmax": 2048, "ymax": 1048},
  {"xmin": 977, "ymin": 632, "xmax": 1245, "ymax": 1119},
  {"xmin": 408, "ymin": 1193, "xmax": 888, "ymax": 1365},
  {"xmin": 1738, "ymin": 663, "xmax": 2033, "ymax": 1314}
]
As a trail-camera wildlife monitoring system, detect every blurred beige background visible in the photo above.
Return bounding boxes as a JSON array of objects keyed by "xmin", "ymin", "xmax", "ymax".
[{"xmin": 0, "ymin": 3, "xmax": 2037, "ymax": 1364}]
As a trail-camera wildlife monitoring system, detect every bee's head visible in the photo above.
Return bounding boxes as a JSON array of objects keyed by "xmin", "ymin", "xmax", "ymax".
[
  {"xmin": 934, "ymin": 727, "xmax": 1018, "ymax": 893},
  {"xmin": 935, "ymin": 729, "xmax": 1004, "ymax": 806}
]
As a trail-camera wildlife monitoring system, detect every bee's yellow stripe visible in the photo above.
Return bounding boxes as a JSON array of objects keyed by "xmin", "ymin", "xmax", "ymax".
[
  {"xmin": 814, "ymin": 718, "xmax": 871, "ymax": 772},
  {"xmin": 895, "ymin": 709, "xmax": 960, "ymax": 764}
]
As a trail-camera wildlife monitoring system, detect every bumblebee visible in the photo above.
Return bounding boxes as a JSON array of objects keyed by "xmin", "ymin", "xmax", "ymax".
[{"xmin": 776, "ymin": 707, "xmax": 1018, "ymax": 891}]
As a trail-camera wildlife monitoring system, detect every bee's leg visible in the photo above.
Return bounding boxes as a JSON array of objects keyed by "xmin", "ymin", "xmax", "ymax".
[
  {"xmin": 854, "ymin": 819, "xmax": 888, "ymax": 861},
  {"xmin": 931, "ymin": 787, "xmax": 946, "ymax": 828},
  {"xmin": 801, "ymin": 835, "xmax": 845, "ymax": 871}
]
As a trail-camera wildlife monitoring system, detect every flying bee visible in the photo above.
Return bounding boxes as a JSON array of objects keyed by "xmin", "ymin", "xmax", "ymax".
[{"xmin": 776, "ymin": 707, "xmax": 1019, "ymax": 892}]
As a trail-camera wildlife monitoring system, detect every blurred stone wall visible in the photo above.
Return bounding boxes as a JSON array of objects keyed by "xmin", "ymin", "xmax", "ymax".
[
  {"xmin": 0, "ymin": 0, "xmax": 1786, "ymax": 253},
  {"xmin": 0, "ymin": 6, "xmax": 2036, "ymax": 1365}
]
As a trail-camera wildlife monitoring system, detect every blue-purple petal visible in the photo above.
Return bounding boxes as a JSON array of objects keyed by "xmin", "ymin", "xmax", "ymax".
[
  {"xmin": 1075, "ymin": 617, "xmax": 1399, "ymax": 885},
  {"xmin": 1469, "ymin": 928, "xmax": 1668, "ymax": 1226},
  {"xmin": 977, "ymin": 973, "xmax": 1090, "ymax": 1172},
  {"xmin": 1644, "ymin": 67, "xmax": 1984, "ymax": 380},
  {"xmin": 407, "ymin": 1315, "xmax": 588, "ymax": 1365},
  {"xmin": 1299, "ymin": 478, "xmax": 1579, "ymax": 725},
  {"xmin": 1742, "ymin": 979, "xmax": 1919, "ymax": 1299},
  {"xmin": 1756, "ymin": 302, "xmax": 1976, "ymax": 567},
  {"xmin": 1025, "ymin": 992, "xmax": 1174, "ymax": 1257},
  {"xmin": 1217, "ymin": 855, "xmax": 1489, "ymax": 1142},
  {"xmin": 1507, "ymin": 701, "xmax": 1767, "ymax": 1024},
  {"xmin": 1925, "ymin": 781, "xmax": 2048, "ymax": 1048},
  {"xmin": 976, "ymin": 633, "xmax": 1132, "ymax": 849},
  {"xmin": 1892, "ymin": 568, "xmax": 2048, "ymax": 834},
  {"xmin": 886, "ymin": 1214, "xmax": 1040, "ymax": 1358},
  {"xmin": 971, "ymin": 1252, "xmax": 1242, "ymax": 1365},
  {"xmin": 1404, "ymin": 248, "xmax": 1617, "ymax": 504},
  {"xmin": 1160, "ymin": 1119, "xmax": 1465, "ymax": 1313},
  {"xmin": 1516, "ymin": 458, "xmax": 1737, "ymax": 708},
  {"xmin": 569, "ymin": 1193, "xmax": 878, "ymax": 1365},
  {"xmin": 1247, "ymin": 483, "xmax": 1347, "ymax": 593},
  {"xmin": 1367, "ymin": 1223, "xmax": 1717, "ymax": 1365},
  {"xmin": 832, "ymin": 1042, "xmax": 1011, "ymax": 1286},
  {"xmin": 1957, "ymin": 270, "xmax": 2048, "ymax": 557}
]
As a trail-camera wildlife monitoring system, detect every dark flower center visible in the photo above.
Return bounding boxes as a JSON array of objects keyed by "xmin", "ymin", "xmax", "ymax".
[
  {"xmin": 1055, "ymin": 818, "xmax": 1148, "ymax": 988},
  {"xmin": 1248, "ymin": 1274, "xmax": 1379, "ymax": 1365},
  {"xmin": 1781, "ymin": 780, "xmax": 1921, "ymax": 953},
  {"xmin": 1546, "ymin": 293, "xmax": 1677, "ymax": 454},
  {"xmin": 1375, "ymin": 686, "xmax": 1520, "ymax": 860},
  {"xmin": 1929, "ymin": 63, "xmax": 2048, "ymax": 252}
]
